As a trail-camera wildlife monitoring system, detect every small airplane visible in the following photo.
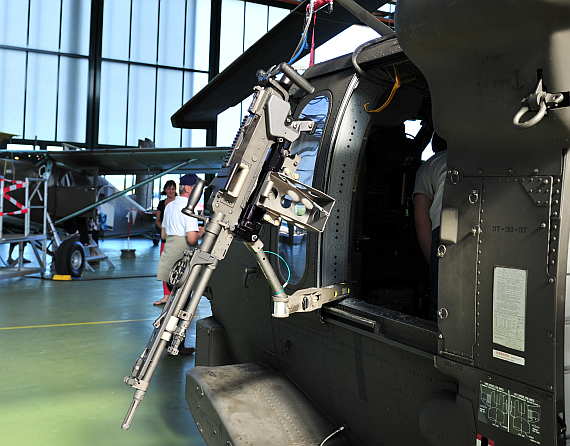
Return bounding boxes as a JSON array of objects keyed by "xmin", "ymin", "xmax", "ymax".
[
  {"xmin": 0, "ymin": 143, "xmax": 227, "ymax": 278},
  {"xmin": 122, "ymin": 0, "xmax": 570, "ymax": 445}
]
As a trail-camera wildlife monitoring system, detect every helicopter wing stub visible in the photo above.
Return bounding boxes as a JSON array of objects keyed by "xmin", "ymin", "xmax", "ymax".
[{"xmin": 171, "ymin": 0, "xmax": 392, "ymax": 130}]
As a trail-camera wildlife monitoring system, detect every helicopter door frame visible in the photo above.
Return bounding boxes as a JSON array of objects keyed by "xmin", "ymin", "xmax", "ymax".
[
  {"xmin": 273, "ymin": 91, "xmax": 334, "ymax": 291},
  {"xmin": 269, "ymin": 67, "xmax": 359, "ymax": 293},
  {"xmin": 314, "ymin": 64, "xmax": 441, "ymax": 355}
]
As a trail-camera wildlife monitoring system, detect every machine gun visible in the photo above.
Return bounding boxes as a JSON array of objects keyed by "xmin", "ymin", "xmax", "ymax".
[{"xmin": 122, "ymin": 62, "xmax": 349, "ymax": 430}]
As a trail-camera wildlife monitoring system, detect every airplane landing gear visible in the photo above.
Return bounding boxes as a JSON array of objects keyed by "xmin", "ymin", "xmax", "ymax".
[{"xmin": 54, "ymin": 239, "xmax": 85, "ymax": 278}]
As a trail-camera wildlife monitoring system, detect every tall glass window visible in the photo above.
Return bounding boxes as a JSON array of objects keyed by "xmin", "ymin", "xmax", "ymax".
[
  {"xmin": 0, "ymin": 1, "xmax": 29, "ymax": 47},
  {"xmin": 101, "ymin": 0, "xmax": 131, "ymax": 61},
  {"xmin": 0, "ymin": 49, "xmax": 26, "ymax": 137},
  {"xmin": 156, "ymin": 69, "xmax": 184, "ymax": 147},
  {"xmin": 130, "ymin": 0, "xmax": 159, "ymax": 64},
  {"xmin": 217, "ymin": 1, "xmax": 289, "ymax": 146},
  {"xmin": 99, "ymin": 62, "xmax": 129, "ymax": 146},
  {"xmin": 57, "ymin": 57, "xmax": 89, "ymax": 142},
  {"xmin": 0, "ymin": 0, "xmax": 91, "ymax": 143},
  {"xmin": 182, "ymin": 72, "xmax": 209, "ymax": 147},
  {"xmin": 158, "ymin": 0, "xmax": 187, "ymax": 67},
  {"xmin": 278, "ymin": 94, "xmax": 331, "ymax": 285},
  {"xmin": 60, "ymin": 1, "xmax": 91, "ymax": 55},
  {"xmin": 0, "ymin": 0, "xmax": 290, "ymax": 150},
  {"xmin": 99, "ymin": 0, "xmax": 211, "ymax": 148},
  {"xmin": 187, "ymin": 0, "xmax": 212, "ymax": 72}
]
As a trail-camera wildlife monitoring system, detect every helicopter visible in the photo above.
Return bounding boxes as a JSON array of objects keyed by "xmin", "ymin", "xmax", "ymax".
[{"xmin": 122, "ymin": 0, "xmax": 570, "ymax": 444}]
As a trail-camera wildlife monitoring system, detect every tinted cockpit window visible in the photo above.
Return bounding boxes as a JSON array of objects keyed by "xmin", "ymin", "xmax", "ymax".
[{"xmin": 278, "ymin": 94, "xmax": 330, "ymax": 285}]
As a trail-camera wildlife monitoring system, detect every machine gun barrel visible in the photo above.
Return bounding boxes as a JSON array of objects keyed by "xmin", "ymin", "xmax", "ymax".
[{"xmin": 122, "ymin": 211, "xmax": 228, "ymax": 430}]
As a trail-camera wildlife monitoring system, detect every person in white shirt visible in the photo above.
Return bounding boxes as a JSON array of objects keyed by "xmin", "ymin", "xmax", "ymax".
[
  {"xmin": 154, "ymin": 173, "xmax": 204, "ymax": 355},
  {"xmin": 154, "ymin": 173, "xmax": 204, "ymax": 305},
  {"xmin": 413, "ymin": 133, "xmax": 447, "ymax": 321}
]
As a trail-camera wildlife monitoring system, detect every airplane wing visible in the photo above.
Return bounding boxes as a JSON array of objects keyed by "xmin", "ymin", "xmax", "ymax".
[
  {"xmin": 3, "ymin": 147, "xmax": 229, "ymax": 175},
  {"xmin": 0, "ymin": 132, "xmax": 18, "ymax": 143},
  {"xmin": 48, "ymin": 147, "xmax": 229, "ymax": 174},
  {"xmin": 171, "ymin": 0, "xmax": 392, "ymax": 129}
]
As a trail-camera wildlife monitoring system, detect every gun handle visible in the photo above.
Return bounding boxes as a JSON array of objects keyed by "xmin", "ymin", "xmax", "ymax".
[
  {"xmin": 182, "ymin": 178, "xmax": 207, "ymax": 217},
  {"xmin": 279, "ymin": 63, "xmax": 315, "ymax": 94}
]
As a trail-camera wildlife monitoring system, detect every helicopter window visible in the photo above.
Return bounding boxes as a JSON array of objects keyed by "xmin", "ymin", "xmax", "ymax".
[{"xmin": 278, "ymin": 94, "xmax": 331, "ymax": 285}]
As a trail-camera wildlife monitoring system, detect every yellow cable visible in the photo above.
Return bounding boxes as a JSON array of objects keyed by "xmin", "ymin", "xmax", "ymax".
[{"xmin": 364, "ymin": 65, "xmax": 401, "ymax": 113}]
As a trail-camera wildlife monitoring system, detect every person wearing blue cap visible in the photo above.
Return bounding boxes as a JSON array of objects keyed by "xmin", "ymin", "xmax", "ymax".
[
  {"xmin": 155, "ymin": 174, "xmax": 204, "ymax": 303},
  {"xmin": 154, "ymin": 174, "xmax": 204, "ymax": 355}
]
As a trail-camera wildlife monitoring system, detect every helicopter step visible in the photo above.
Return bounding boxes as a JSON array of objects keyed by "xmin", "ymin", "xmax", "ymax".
[{"xmin": 186, "ymin": 362, "xmax": 349, "ymax": 446}]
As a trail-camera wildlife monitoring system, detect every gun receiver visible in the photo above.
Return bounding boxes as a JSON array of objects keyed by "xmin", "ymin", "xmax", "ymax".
[{"xmin": 122, "ymin": 63, "xmax": 342, "ymax": 430}]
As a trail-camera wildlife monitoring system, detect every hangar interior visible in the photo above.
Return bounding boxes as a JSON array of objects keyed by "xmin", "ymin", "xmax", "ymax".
[
  {"xmin": 0, "ymin": 0, "xmax": 396, "ymax": 152},
  {"xmin": 0, "ymin": 1, "xmax": 397, "ymax": 445}
]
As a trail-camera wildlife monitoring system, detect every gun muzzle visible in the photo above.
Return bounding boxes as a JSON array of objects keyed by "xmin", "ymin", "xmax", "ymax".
[{"xmin": 121, "ymin": 389, "xmax": 145, "ymax": 430}]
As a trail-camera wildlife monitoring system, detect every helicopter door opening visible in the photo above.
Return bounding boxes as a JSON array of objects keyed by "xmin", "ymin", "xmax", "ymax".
[{"xmin": 353, "ymin": 123, "xmax": 431, "ymax": 319}]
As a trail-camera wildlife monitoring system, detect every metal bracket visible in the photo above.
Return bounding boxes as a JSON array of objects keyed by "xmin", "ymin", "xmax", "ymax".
[
  {"xmin": 281, "ymin": 284, "xmax": 351, "ymax": 316},
  {"xmin": 256, "ymin": 172, "xmax": 335, "ymax": 232},
  {"xmin": 266, "ymin": 95, "xmax": 315, "ymax": 143},
  {"xmin": 449, "ymin": 169, "xmax": 460, "ymax": 185},
  {"xmin": 169, "ymin": 248, "xmax": 216, "ymax": 289},
  {"xmin": 520, "ymin": 177, "xmax": 552, "ymax": 206}
]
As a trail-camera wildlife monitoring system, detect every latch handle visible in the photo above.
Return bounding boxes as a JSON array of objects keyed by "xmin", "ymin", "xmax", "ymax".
[
  {"xmin": 243, "ymin": 266, "xmax": 257, "ymax": 289},
  {"xmin": 440, "ymin": 207, "xmax": 458, "ymax": 245}
]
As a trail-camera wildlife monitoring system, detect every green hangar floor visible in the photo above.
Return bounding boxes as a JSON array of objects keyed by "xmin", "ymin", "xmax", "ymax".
[{"xmin": 0, "ymin": 237, "xmax": 208, "ymax": 446}]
